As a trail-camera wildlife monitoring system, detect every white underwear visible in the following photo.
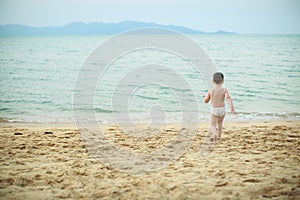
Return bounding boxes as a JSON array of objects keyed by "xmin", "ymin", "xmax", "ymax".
[{"xmin": 211, "ymin": 107, "xmax": 225, "ymax": 117}]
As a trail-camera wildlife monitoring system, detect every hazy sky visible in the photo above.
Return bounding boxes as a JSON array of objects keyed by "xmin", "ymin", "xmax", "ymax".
[{"xmin": 0, "ymin": 0, "xmax": 299, "ymax": 34}]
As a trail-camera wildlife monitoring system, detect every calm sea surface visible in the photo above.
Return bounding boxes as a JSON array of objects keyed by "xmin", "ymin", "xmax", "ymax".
[{"xmin": 0, "ymin": 34, "xmax": 299, "ymax": 123}]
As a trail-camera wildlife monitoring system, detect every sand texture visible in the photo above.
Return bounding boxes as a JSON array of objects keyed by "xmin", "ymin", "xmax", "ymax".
[{"xmin": 0, "ymin": 121, "xmax": 299, "ymax": 199}]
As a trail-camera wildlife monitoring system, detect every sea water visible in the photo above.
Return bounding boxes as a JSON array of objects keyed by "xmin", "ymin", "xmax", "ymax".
[{"xmin": 0, "ymin": 34, "xmax": 299, "ymax": 123}]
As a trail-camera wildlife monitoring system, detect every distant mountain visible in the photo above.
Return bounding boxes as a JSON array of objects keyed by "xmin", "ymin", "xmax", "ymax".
[{"xmin": 0, "ymin": 20, "xmax": 236, "ymax": 36}]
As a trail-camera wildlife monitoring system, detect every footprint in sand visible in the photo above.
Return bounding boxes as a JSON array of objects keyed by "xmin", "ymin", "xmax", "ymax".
[
  {"xmin": 243, "ymin": 179, "xmax": 261, "ymax": 183},
  {"xmin": 199, "ymin": 131, "xmax": 214, "ymax": 158}
]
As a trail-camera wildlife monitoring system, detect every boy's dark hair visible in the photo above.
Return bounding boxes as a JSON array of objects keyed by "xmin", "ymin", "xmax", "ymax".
[{"xmin": 213, "ymin": 72, "xmax": 224, "ymax": 84}]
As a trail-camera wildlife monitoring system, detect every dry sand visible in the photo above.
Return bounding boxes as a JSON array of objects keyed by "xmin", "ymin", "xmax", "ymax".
[{"xmin": 0, "ymin": 120, "xmax": 299, "ymax": 199}]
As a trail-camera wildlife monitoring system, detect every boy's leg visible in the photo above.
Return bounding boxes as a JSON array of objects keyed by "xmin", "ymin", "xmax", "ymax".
[
  {"xmin": 210, "ymin": 114, "xmax": 218, "ymax": 142},
  {"xmin": 217, "ymin": 115, "xmax": 225, "ymax": 138}
]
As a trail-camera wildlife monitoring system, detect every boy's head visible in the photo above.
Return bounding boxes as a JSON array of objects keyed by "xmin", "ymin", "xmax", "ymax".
[{"xmin": 213, "ymin": 72, "xmax": 224, "ymax": 84}]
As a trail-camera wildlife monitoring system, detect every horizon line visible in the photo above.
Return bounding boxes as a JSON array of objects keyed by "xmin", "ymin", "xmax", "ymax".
[{"xmin": 1, "ymin": 20, "xmax": 300, "ymax": 35}]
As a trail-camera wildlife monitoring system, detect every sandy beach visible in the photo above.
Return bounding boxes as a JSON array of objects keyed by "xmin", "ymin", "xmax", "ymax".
[{"xmin": 0, "ymin": 120, "xmax": 299, "ymax": 199}]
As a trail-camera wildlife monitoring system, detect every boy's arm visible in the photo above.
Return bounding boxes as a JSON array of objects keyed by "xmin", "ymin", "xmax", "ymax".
[
  {"xmin": 203, "ymin": 91, "xmax": 210, "ymax": 103},
  {"xmin": 225, "ymin": 89, "xmax": 236, "ymax": 114}
]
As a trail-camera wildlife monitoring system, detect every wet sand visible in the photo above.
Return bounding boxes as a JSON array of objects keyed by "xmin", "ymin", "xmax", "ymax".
[{"xmin": 0, "ymin": 121, "xmax": 299, "ymax": 199}]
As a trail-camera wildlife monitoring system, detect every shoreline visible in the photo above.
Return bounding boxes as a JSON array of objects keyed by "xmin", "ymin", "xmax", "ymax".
[
  {"xmin": 1, "ymin": 111, "xmax": 299, "ymax": 127},
  {"xmin": 0, "ymin": 118, "xmax": 299, "ymax": 129}
]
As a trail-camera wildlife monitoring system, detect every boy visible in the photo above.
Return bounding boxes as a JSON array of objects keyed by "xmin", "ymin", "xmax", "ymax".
[{"xmin": 203, "ymin": 72, "xmax": 236, "ymax": 142}]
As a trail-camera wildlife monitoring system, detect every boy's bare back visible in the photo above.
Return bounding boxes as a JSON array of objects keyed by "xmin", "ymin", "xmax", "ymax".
[{"xmin": 209, "ymin": 86, "xmax": 229, "ymax": 108}]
